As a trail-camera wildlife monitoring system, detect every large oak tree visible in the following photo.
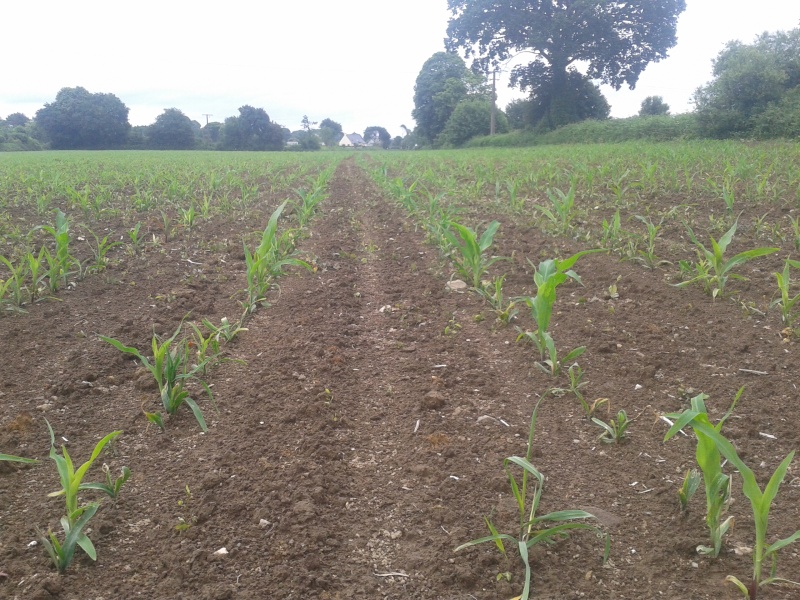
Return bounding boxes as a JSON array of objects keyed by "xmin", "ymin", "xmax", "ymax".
[
  {"xmin": 35, "ymin": 87, "xmax": 130, "ymax": 149},
  {"xmin": 446, "ymin": 0, "xmax": 686, "ymax": 129}
]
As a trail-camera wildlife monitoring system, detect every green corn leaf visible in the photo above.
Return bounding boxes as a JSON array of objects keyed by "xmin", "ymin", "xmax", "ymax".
[{"xmin": 0, "ymin": 453, "xmax": 39, "ymax": 464}]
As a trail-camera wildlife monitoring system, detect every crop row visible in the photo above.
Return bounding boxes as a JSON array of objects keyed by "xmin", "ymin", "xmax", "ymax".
[
  {"xmin": 0, "ymin": 153, "xmax": 336, "ymax": 573},
  {"xmin": 364, "ymin": 158, "xmax": 800, "ymax": 599}
]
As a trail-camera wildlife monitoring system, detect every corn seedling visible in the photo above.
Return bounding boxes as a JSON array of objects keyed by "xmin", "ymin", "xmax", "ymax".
[
  {"xmin": 592, "ymin": 409, "xmax": 630, "ymax": 444},
  {"xmin": 664, "ymin": 389, "xmax": 740, "ymax": 557},
  {"xmin": 128, "ymin": 222, "xmax": 144, "ymax": 254},
  {"xmin": 293, "ymin": 186, "xmax": 326, "ymax": 228},
  {"xmin": 160, "ymin": 210, "xmax": 172, "ymax": 242},
  {"xmin": 679, "ymin": 469, "xmax": 702, "ymax": 515},
  {"xmin": 180, "ymin": 204, "xmax": 196, "ymax": 236},
  {"xmin": 422, "ymin": 191, "xmax": 458, "ymax": 249},
  {"xmin": 630, "ymin": 216, "xmax": 671, "ymax": 269},
  {"xmin": 0, "ymin": 255, "xmax": 30, "ymax": 311},
  {"xmin": 39, "ymin": 209, "xmax": 79, "ymax": 292},
  {"xmin": 675, "ymin": 220, "xmax": 778, "ymax": 299},
  {"xmin": 476, "ymin": 275, "xmax": 517, "ymax": 324},
  {"xmin": 722, "ymin": 180, "xmax": 736, "ymax": 214},
  {"xmin": 243, "ymin": 200, "xmax": 310, "ymax": 313},
  {"xmin": 769, "ymin": 258, "xmax": 800, "ymax": 328},
  {"xmin": 80, "ymin": 464, "xmax": 131, "ymax": 501},
  {"xmin": 40, "ymin": 420, "xmax": 122, "ymax": 572},
  {"xmin": 455, "ymin": 400, "xmax": 609, "ymax": 600},
  {"xmin": 84, "ymin": 230, "xmax": 122, "ymax": 274},
  {"xmin": 534, "ymin": 184, "xmax": 576, "ymax": 234},
  {"xmin": 789, "ymin": 216, "xmax": 800, "ymax": 252},
  {"xmin": 143, "ymin": 409, "xmax": 165, "ymax": 432},
  {"xmin": 506, "ymin": 178, "xmax": 525, "ymax": 212},
  {"xmin": 187, "ymin": 322, "xmax": 223, "ymax": 375},
  {"xmin": 564, "ymin": 363, "xmax": 588, "ymax": 402},
  {"xmin": 516, "ymin": 250, "xmax": 600, "ymax": 375},
  {"xmin": 38, "ymin": 504, "xmax": 100, "ymax": 573},
  {"xmin": 601, "ymin": 209, "xmax": 623, "ymax": 253},
  {"xmin": 665, "ymin": 394, "xmax": 800, "ymax": 597},
  {"xmin": 100, "ymin": 327, "xmax": 214, "ymax": 432},
  {"xmin": 26, "ymin": 248, "xmax": 46, "ymax": 302},
  {"xmin": 444, "ymin": 220, "xmax": 506, "ymax": 288},
  {"xmin": 203, "ymin": 316, "xmax": 248, "ymax": 343}
]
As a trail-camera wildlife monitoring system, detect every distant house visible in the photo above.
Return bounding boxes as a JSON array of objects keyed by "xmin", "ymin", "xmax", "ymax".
[{"xmin": 339, "ymin": 132, "xmax": 366, "ymax": 147}]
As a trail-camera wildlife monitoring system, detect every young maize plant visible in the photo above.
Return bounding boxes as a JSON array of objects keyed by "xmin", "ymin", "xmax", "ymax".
[
  {"xmin": 516, "ymin": 250, "xmax": 601, "ymax": 376},
  {"xmin": 630, "ymin": 215, "xmax": 671, "ymax": 269},
  {"xmin": 84, "ymin": 229, "xmax": 122, "ymax": 274},
  {"xmin": 675, "ymin": 220, "xmax": 778, "ymax": 299},
  {"xmin": 39, "ymin": 421, "xmax": 123, "ymax": 572},
  {"xmin": 100, "ymin": 327, "xmax": 215, "ymax": 432},
  {"xmin": 0, "ymin": 255, "xmax": 30, "ymax": 312},
  {"xmin": 665, "ymin": 394, "xmax": 800, "ymax": 597},
  {"xmin": 39, "ymin": 209, "xmax": 80, "ymax": 292},
  {"xmin": 444, "ymin": 220, "xmax": 505, "ymax": 289},
  {"xmin": 665, "ymin": 391, "xmax": 739, "ymax": 557},
  {"xmin": 533, "ymin": 183, "xmax": 577, "ymax": 234},
  {"xmin": 243, "ymin": 200, "xmax": 310, "ymax": 314},
  {"xmin": 293, "ymin": 176, "xmax": 329, "ymax": 228},
  {"xmin": 476, "ymin": 275, "xmax": 517, "ymax": 325},
  {"xmin": 770, "ymin": 258, "xmax": 800, "ymax": 330},
  {"xmin": 455, "ymin": 401, "xmax": 609, "ymax": 600},
  {"xmin": 592, "ymin": 409, "xmax": 630, "ymax": 444}
]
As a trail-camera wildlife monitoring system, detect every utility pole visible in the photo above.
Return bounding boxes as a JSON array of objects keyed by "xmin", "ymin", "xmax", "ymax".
[
  {"xmin": 490, "ymin": 70, "xmax": 497, "ymax": 136},
  {"xmin": 202, "ymin": 114, "xmax": 213, "ymax": 125}
]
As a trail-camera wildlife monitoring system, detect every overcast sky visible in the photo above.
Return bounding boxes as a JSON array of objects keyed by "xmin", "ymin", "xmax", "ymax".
[{"xmin": 2, "ymin": 1, "xmax": 799, "ymax": 139}]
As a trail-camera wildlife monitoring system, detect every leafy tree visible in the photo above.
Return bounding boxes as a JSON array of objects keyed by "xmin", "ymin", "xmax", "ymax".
[
  {"xmin": 446, "ymin": 0, "xmax": 686, "ymax": 129},
  {"xmin": 301, "ymin": 115, "xmax": 317, "ymax": 132},
  {"xmin": 35, "ymin": 87, "xmax": 130, "ymax": 149},
  {"xmin": 5, "ymin": 112, "xmax": 30, "ymax": 127},
  {"xmin": 296, "ymin": 132, "xmax": 321, "ymax": 151},
  {"xmin": 364, "ymin": 126, "xmax": 391, "ymax": 149},
  {"xmin": 126, "ymin": 126, "xmax": 148, "ymax": 149},
  {"xmin": 694, "ymin": 27, "xmax": 800, "ymax": 138},
  {"xmin": 752, "ymin": 86, "xmax": 800, "ymax": 139},
  {"xmin": 318, "ymin": 118, "xmax": 343, "ymax": 146},
  {"xmin": 505, "ymin": 98, "xmax": 533, "ymax": 130},
  {"xmin": 149, "ymin": 108, "xmax": 195, "ymax": 150},
  {"xmin": 0, "ymin": 121, "xmax": 44, "ymax": 151},
  {"xmin": 639, "ymin": 96, "xmax": 670, "ymax": 117},
  {"xmin": 438, "ymin": 98, "xmax": 508, "ymax": 146},
  {"xmin": 412, "ymin": 51, "xmax": 486, "ymax": 144},
  {"xmin": 220, "ymin": 105, "xmax": 284, "ymax": 151}
]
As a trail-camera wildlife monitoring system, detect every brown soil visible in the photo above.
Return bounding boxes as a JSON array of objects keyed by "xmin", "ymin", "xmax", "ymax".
[{"xmin": 1, "ymin": 158, "xmax": 799, "ymax": 600}]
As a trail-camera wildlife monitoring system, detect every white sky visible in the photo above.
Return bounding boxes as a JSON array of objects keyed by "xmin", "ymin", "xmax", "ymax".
[{"xmin": 2, "ymin": 1, "xmax": 799, "ymax": 138}]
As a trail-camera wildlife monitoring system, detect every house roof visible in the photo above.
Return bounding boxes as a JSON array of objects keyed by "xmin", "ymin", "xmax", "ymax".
[{"xmin": 340, "ymin": 132, "xmax": 366, "ymax": 146}]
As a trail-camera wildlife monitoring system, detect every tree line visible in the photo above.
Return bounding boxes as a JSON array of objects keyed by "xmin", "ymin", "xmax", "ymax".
[{"xmin": 1, "ymin": 88, "xmax": 399, "ymax": 152}]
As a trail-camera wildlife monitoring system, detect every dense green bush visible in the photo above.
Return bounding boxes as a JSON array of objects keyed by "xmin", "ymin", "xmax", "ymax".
[
  {"xmin": 466, "ymin": 114, "xmax": 699, "ymax": 147},
  {"xmin": 437, "ymin": 99, "xmax": 508, "ymax": 147},
  {"xmin": 0, "ymin": 123, "xmax": 45, "ymax": 151}
]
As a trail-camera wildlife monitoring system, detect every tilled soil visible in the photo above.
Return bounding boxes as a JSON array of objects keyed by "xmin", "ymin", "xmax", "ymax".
[{"xmin": 1, "ymin": 158, "xmax": 799, "ymax": 600}]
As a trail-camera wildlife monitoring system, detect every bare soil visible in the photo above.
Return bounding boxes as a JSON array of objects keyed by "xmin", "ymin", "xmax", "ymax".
[{"xmin": 1, "ymin": 159, "xmax": 799, "ymax": 600}]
